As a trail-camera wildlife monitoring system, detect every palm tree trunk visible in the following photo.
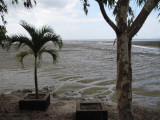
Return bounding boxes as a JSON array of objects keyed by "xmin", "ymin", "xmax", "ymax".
[
  {"xmin": 116, "ymin": 34, "xmax": 133, "ymax": 120},
  {"xmin": 34, "ymin": 56, "xmax": 39, "ymax": 99}
]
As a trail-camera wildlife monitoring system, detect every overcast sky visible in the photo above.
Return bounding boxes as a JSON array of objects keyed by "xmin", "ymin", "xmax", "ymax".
[{"xmin": 5, "ymin": 0, "xmax": 160, "ymax": 40}]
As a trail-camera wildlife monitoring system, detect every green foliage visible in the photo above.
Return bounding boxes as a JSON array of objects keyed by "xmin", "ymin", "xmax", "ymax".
[
  {"xmin": 82, "ymin": 0, "xmax": 160, "ymax": 26},
  {"xmin": 0, "ymin": 0, "xmax": 7, "ymax": 24},
  {"xmin": 0, "ymin": 25, "xmax": 6, "ymax": 43},
  {"xmin": 11, "ymin": 0, "xmax": 37, "ymax": 8},
  {"xmin": 113, "ymin": 4, "xmax": 134, "ymax": 26},
  {"xmin": 39, "ymin": 48, "xmax": 58, "ymax": 64},
  {"xmin": 10, "ymin": 21, "xmax": 63, "ymax": 67},
  {"xmin": 136, "ymin": 0, "xmax": 147, "ymax": 6},
  {"xmin": 127, "ymin": 6, "xmax": 134, "ymax": 26},
  {"xmin": 0, "ymin": 0, "xmax": 36, "ymax": 24},
  {"xmin": 102, "ymin": 0, "xmax": 116, "ymax": 8},
  {"xmin": 136, "ymin": 0, "xmax": 159, "ymax": 9},
  {"xmin": 0, "ymin": 25, "xmax": 9, "ymax": 48},
  {"xmin": 16, "ymin": 50, "xmax": 33, "ymax": 68},
  {"xmin": 81, "ymin": 0, "xmax": 90, "ymax": 15}
]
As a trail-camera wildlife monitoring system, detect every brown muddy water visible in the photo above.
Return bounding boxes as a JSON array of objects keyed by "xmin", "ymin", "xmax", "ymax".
[{"xmin": 0, "ymin": 41, "xmax": 160, "ymax": 109}]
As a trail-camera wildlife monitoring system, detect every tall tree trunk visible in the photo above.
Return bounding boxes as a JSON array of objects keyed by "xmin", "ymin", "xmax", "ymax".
[
  {"xmin": 34, "ymin": 56, "xmax": 39, "ymax": 99},
  {"xmin": 116, "ymin": 34, "xmax": 133, "ymax": 120},
  {"xmin": 85, "ymin": 0, "xmax": 159, "ymax": 120}
]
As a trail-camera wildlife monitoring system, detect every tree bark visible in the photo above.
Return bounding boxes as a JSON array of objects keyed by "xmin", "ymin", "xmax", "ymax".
[
  {"xmin": 115, "ymin": 0, "xmax": 134, "ymax": 119},
  {"xmin": 34, "ymin": 56, "xmax": 39, "ymax": 99},
  {"xmin": 90, "ymin": 0, "xmax": 160, "ymax": 120},
  {"xmin": 116, "ymin": 34, "xmax": 133, "ymax": 120},
  {"xmin": 96, "ymin": 0, "xmax": 119, "ymax": 34},
  {"xmin": 128, "ymin": 0, "xmax": 160, "ymax": 38}
]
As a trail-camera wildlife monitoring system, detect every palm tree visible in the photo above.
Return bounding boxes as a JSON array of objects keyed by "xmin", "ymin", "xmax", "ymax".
[{"xmin": 10, "ymin": 21, "xmax": 63, "ymax": 99}]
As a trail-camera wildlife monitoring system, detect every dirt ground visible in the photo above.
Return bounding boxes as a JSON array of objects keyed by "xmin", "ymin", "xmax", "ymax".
[{"xmin": 0, "ymin": 90, "xmax": 160, "ymax": 120}]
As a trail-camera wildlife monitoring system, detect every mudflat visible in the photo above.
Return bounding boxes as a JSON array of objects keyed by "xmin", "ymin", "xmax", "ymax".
[{"xmin": 0, "ymin": 41, "xmax": 160, "ymax": 108}]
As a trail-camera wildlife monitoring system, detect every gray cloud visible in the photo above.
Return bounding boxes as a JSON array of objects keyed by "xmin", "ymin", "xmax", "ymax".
[
  {"xmin": 37, "ymin": 0, "xmax": 72, "ymax": 9},
  {"xmin": 6, "ymin": 0, "xmax": 71, "ymax": 10}
]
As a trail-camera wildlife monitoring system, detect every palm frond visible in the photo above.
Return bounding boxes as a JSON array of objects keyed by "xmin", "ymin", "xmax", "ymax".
[
  {"xmin": 10, "ymin": 21, "xmax": 62, "ymax": 66},
  {"xmin": 10, "ymin": 34, "xmax": 33, "ymax": 50},
  {"xmin": 19, "ymin": 20, "xmax": 38, "ymax": 41},
  {"xmin": 16, "ymin": 50, "xmax": 33, "ymax": 68},
  {"xmin": 39, "ymin": 48, "xmax": 58, "ymax": 64},
  {"xmin": 39, "ymin": 25, "xmax": 54, "ymax": 37},
  {"xmin": 36, "ymin": 25, "xmax": 63, "ymax": 50},
  {"xmin": 42, "ymin": 33, "xmax": 63, "ymax": 49},
  {"xmin": 36, "ymin": 25, "xmax": 55, "ymax": 50}
]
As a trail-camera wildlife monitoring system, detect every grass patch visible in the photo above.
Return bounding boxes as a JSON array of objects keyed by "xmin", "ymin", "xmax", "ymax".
[{"xmin": 82, "ymin": 87, "xmax": 105, "ymax": 95}]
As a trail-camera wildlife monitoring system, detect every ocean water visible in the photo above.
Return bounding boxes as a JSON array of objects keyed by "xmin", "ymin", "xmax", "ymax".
[{"xmin": 0, "ymin": 40, "xmax": 160, "ymax": 108}]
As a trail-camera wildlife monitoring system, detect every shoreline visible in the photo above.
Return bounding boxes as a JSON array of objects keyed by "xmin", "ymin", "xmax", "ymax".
[
  {"xmin": 0, "ymin": 89, "xmax": 160, "ymax": 120},
  {"xmin": 132, "ymin": 41, "xmax": 160, "ymax": 48},
  {"xmin": 2, "ymin": 87, "xmax": 160, "ymax": 111},
  {"xmin": 1, "ymin": 83, "xmax": 160, "ymax": 110}
]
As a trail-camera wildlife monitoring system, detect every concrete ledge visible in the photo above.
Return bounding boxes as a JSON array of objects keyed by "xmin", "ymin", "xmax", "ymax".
[
  {"xmin": 19, "ymin": 93, "xmax": 50, "ymax": 111},
  {"xmin": 76, "ymin": 102, "xmax": 108, "ymax": 120}
]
